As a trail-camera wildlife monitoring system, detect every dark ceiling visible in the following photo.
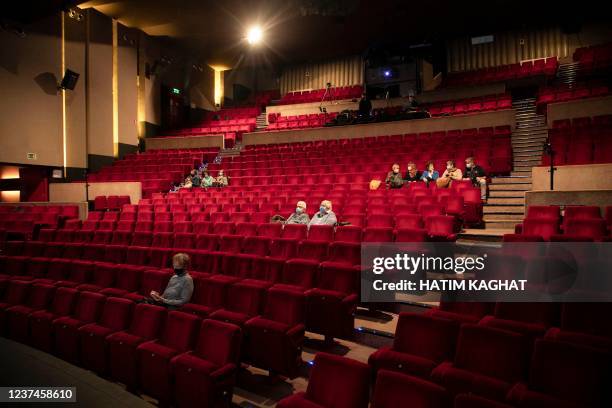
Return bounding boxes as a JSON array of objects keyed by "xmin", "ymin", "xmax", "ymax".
[{"xmin": 5, "ymin": 0, "xmax": 607, "ymax": 69}]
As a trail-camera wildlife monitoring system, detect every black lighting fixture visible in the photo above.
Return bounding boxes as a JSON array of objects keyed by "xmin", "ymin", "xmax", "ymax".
[{"xmin": 59, "ymin": 69, "xmax": 80, "ymax": 90}]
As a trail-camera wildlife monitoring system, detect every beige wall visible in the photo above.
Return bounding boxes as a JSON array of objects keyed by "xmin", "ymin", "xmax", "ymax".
[
  {"xmin": 65, "ymin": 14, "xmax": 87, "ymax": 169},
  {"xmin": 243, "ymin": 109, "xmax": 515, "ymax": 145},
  {"xmin": 0, "ymin": 14, "xmax": 63, "ymax": 167},
  {"xmin": 117, "ymin": 24, "xmax": 139, "ymax": 147},
  {"xmin": 526, "ymin": 190, "xmax": 612, "ymax": 212},
  {"xmin": 145, "ymin": 134, "xmax": 225, "ymax": 150},
  {"xmin": 86, "ymin": 9, "xmax": 114, "ymax": 157},
  {"xmin": 280, "ymin": 55, "xmax": 363, "ymax": 95},
  {"xmin": 546, "ymin": 95, "xmax": 612, "ymax": 126},
  {"xmin": 447, "ymin": 26, "xmax": 570, "ymax": 72},
  {"xmin": 532, "ymin": 163, "xmax": 612, "ymax": 191}
]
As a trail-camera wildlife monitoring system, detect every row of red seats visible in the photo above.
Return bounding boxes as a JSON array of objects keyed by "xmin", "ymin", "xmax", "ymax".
[
  {"xmin": 0, "ymin": 281, "xmax": 243, "ymax": 407},
  {"xmin": 0, "ymin": 275, "xmax": 308, "ymax": 406},
  {"xmin": 574, "ymin": 42, "xmax": 612, "ymax": 74},
  {"xmin": 204, "ymin": 106, "xmax": 260, "ymax": 120},
  {"xmin": 266, "ymin": 113, "xmax": 334, "ymax": 130},
  {"xmin": 536, "ymin": 82, "xmax": 610, "ymax": 112},
  {"xmin": 241, "ymin": 126, "xmax": 512, "ymax": 154},
  {"xmin": 444, "ymin": 57, "xmax": 558, "ymax": 87},
  {"xmin": 542, "ymin": 117, "xmax": 612, "ymax": 165},
  {"xmin": 364, "ymin": 305, "xmax": 612, "ymax": 408},
  {"xmin": 426, "ymin": 94, "xmax": 513, "ymax": 117},
  {"xmin": 279, "ymin": 85, "xmax": 363, "ymax": 105},
  {"xmin": 92, "ymin": 195, "xmax": 130, "ymax": 212},
  {"xmin": 0, "ymin": 205, "xmax": 79, "ymax": 239},
  {"xmin": 267, "ymin": 112, "xmax": 336, "ymax": 124},
  {"xmin": 506, "ymin": 205, "xmax": 612, "ymax": 241},
  {"xmin": 44, "ymin": 214, "xmax": 460, "ymax": 246},
  {"xmin": 0, "ymin": 240, "xmax": 359, "ymax": 341},
  {"xmin": 254, "ymin": 89, "xmax": 280, "ymax": 106}
]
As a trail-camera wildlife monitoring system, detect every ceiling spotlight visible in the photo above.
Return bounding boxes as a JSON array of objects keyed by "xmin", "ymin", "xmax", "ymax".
[{"xmin": 246, "ymin": 26, "xmax": 263, "ymax": 45}]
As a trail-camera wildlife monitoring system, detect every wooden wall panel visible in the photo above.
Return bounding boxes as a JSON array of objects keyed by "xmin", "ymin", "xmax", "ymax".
[{"xmin": 280, "ymin": 55, "xmax": 363, "ymax": 94}]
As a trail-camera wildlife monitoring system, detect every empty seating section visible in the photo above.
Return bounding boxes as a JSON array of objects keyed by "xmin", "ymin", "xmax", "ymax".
[
  {"xmin": 506, "ymin": 204, "xmax": 611, "ymax": 241},
  {"xmin": 426, "ymin": 93, "xmax": 513, "ymax": 117},
  {"xmin": 536, "ymin": 82, "xmax": 610, "ymax": 112},
  {"xmin": 163, "ymin": 107, "xmax": 260, "ymax": 145},
  {"xmin": 214, "ymin": 128, "xmax": 512, "ymax": 182},
  {"xmin": 87, "ymin": 148, "xmax": 219, "ymax": 197},
  {"xmin": 444, "ymin": 57, "xmax": 558, "ymax": 87},
  {"xmin": 574, "ymin": 42, "xmax": 612, "ymax": 74},
  {"xmin": 0, "ymin": 205, "xmax": 79, "ymax": 239},
  {"xmin": 542, "ymin": 115, "xmax": 612, "ymax": 166},
  {"xmin": 279, "ymin": 85, "xmax": 363, "ymax": 105},
  {"xmin": 267, "ymin": 112, "xmax": 338, "ymax": 130}
]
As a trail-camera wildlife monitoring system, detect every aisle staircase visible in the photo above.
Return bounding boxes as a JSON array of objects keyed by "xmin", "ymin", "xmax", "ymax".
[
  {"xmin": 483, "ymin": 97, "xmax": 547, "ymax": 229},
  {"xmin": 255, "ymin": 111, "xmax": 268, "ymax": 131}
]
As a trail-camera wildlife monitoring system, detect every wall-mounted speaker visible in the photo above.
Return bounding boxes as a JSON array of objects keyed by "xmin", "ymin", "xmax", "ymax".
[{"xmin": 59, "ymin": 69, "xmax": 80, "ymax": 90}]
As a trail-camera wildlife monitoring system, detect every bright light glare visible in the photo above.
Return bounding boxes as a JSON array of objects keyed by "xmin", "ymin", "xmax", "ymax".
[{"xmin": 246, "ymin": 26, "xmax": 263, "ymax": 45}]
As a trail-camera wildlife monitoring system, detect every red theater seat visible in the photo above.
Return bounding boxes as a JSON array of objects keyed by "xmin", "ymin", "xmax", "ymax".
[
  {"xmin": 507, "ymin": 339, "xmax": 612, "ymax": 407},
  {"xmin": 29, "ymin": 287, "xmax": 79, "ymax": 352},
  {"xmin": 52, "ymin": 291, "xmax": 106, "ymax": 363},
  {"xmin": 137, "ymin": 311, "xmax": 200, "ymax": 404},
  {"xmin": 371, "ymin": 370, "xmax": 451, "ymax": 408},
  {"xmin": 171, "ymin": 319, "xmax": 242, "ymax": 408},
  {"xmin": 77, "ymin": 297, "xmax": 134, "ymax": 374},
  {"xmin": 5, "ymin": 283, "xmax": 56, "ymax": 342},
  {"xmin": 277, "ymin": 352, "xmax": 370, "ymax": 408},
  {"xmin": 107, "ymin": 303, "xmax": 166, "ymax": 388},
  {"xmin": 245, "ymin": 287, "xmax": 305, "ymax": 377},
  {"xmin": 369, "ymin": 312, "xmax": 460, "ymax": 378},
  {"xmin": 431, "ymin": 324, "xmax": 528, "ymax": 401},
  {"xmin": 182, "ymin": 277, "xmax": 228, "ymax": 318},
  {"xmin": 210, "ymin": 281, "xmax": 266, "ymax": 327}
]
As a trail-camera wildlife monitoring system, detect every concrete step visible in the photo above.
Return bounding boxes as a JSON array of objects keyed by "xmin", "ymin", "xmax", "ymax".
[
  {"xmin": 513, "ymin": 151, "xmax": 543, "ymax": 159},
  {"xmin": 512, "ymin": 141, "xmax": 546, "ymax": 148},
  {"xmin": 484, "ymin": 213, "xmax": 525, "ymax": 221},
  {"xmin": 487, "ymin": 197, "xmax": 525, "ymax": 205},
  {"xmin": 513, "ymin": 166, "xmax": 535, "ymax": 173},
  {"xmin": 485, "ymin": 220, "xmax": 520, "ymax": 229},
  {"xmin": 510, "ymin": 171, "xmax": 532, "ymax": 177},
  {"xmin": 489, "ymin": 190, "xmax": 526, "ymax": 197},
  {"xmin": 489, "ymin": 183, "xmax": 532, "ymax": 191},
  {"xmin": 513, "ymin": 160, "xmax": 541, "ymax": 167},
  {"xmin": 491, "ymin": 177, "xmax": 532, "ymax": 184},
  {"xmin": 484, "ymin": 205, "xmax": 525, "ymax": 214}
]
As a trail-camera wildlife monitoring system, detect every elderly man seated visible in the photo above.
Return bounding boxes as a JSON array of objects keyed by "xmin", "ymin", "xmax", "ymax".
[
  {"xmin": 308, "ymin": 200, "xmax": 337, "ymax": 227},
  {"xmin": 286, "ymin": 201, "xmax": 310, "ymax": 225}
]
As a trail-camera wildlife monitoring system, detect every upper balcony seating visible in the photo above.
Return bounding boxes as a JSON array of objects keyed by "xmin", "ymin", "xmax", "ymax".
[
  {"xmin": 279, "ymin": 85, "xmax": 363, "ymax": 105},
  {"xmin": 574, "ymin": 42, "xmax": 612, "ymax": 75},
  {"xmin": 444, "ymin": 57, "xmax": 558, "ymax": 87},
  {"xmin": 536, "ymin": 82, "xmax": 610, "ymax": 113}
]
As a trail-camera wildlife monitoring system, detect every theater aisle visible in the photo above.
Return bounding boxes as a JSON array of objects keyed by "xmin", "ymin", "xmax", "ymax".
[{"xmin": 0, "ymin": 337, "xmax": 151, "ymax": 408}]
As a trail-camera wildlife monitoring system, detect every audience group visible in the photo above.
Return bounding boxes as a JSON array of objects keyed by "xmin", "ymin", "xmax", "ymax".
[
  {"xmin": 170, "ymin": 164, "xmax": 229, "ymax": 192},
  {"xmin": 385, "ymin": 157, "xmax": 487, "ymax": 200}
]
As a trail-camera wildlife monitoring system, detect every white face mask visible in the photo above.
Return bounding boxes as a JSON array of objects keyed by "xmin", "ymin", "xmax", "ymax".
[
  {"xmin": 296, "ymin": 207, "xmax": 303, "ymax": 214},
  {"xmin": 466, "ymin": 163, "xmax": 472, "ymax": 168},
  {"xmin": 447, "ymin": 165, "xmax": 453, "ymax": 170}
]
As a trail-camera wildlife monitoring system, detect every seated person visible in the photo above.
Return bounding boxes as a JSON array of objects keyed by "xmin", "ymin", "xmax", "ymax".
[
  {"xmin": 404, "ymin": 162, "xmax": 421, "ymax": 182},
  {"xmin": 145, "ymin": 253, "xmax": 194, "ymax": 310},
  {"xmin": 191, "ymin": 170, "xmax": 201, "ymax": 187},
  {"xmin": 270, "ymin": 201, "xmax": 310, "ymax": 224},
  {"xmin": 182, "ymin": 175, "xmax": 193, "ymax": 189},
  {"xmin": 308, "ymin": 200, "xmax": 337, "ymax": 227},
  {"xmin": 421, "ymin": 161, "xmax": 439, "ymax": 186},
  {"xmin": 464, "ymin": 156, "xmax": 487, "ymax": 200},
  {"xmin": 169, "ymin": 182, "xmax": 181, "ymax": 193},
  {"xmin": 214, "ymin": 170, "xmax": 228, "ymax": 187},
  {"xmin": 201, "ymin": 171, "xmax": 214, "ymax": 188},
  {"xmin": 385, "ymin": 163, "xmax": 404, "ymax": 189},
  {"xmin": 436, "ymin": 160, "xmax": 463, "ymax": 188}
]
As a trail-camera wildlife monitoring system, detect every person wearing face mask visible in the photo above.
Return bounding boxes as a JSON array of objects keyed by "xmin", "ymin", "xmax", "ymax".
[
  {"xmin": 201, "ymin": 171, "xmax": 214, "ymax": 188},
  {"xmin": 385, "ymin": 163, "xmax": 404, "ymax": 189},
  {"xmin": 403, "ymin": 162, "xmax": 421, "ymax": 182},
  {"xmin": 464, "ymin": 157, "xmax": 487, "ymax": 200},
  {"xmin": 421, "ymin": 161, "xmax": 439, "ymax": 186},
  {"xmin": 308, "ymin": 200, "xmax": 337, "ymax": 227},
  {"xmin": 437, "ymin": 160, "xmax": 463, "ymax": 188},
  {"xmin": 215, "ymin": 169, "xmax": 228, "ymax": 187},
  {"xmin": 147, "ymin": 253, "xmax": 194, "ymax": 310},
  {"xmin": 285, "ymin": 201, "xmax": 310, "ymax": 225}
]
